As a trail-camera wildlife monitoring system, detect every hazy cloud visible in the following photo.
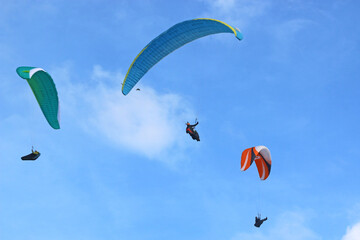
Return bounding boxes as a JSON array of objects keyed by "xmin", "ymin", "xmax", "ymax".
[
  {"xmin": 52, "ymin": 63, "xmax": 195, "ymax": 165},
  {"xmin": 200, "ymin": 0, "xmax": 270, "ymax": 28},
  {"xmin": 91, "ymin": 65, "xmax": 124, "ymax": 84},
  {"xmin": 342, "ymin": 222, "xmax": 360, "ymax": 240}
]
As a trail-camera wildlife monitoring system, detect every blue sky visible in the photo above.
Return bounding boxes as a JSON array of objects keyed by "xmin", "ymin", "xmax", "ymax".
[{"xmin": 1, "ymin": 0, "xmax": 360, "ymax": 239}]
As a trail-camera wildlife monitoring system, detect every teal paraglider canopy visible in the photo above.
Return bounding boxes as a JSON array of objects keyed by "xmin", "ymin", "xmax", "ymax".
[
  {"xmin": 122, "ymin": 18, "xmax": 243, "ymax": 95},
  {"xmin": 16, "ymin": 66, "xmax": 60, "ymax": 129}
]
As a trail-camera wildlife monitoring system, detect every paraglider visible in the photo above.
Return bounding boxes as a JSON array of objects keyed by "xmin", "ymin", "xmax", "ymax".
[
  {"xmin": 16, "ymin": 66, "xmax": 60, "ymax": 160},
  {"xmin": 254, "ymin": 214, "xmax": 268, "ymax": 228},
  {"xmin": 122, "ymin": 18, "xmax": 243, "ymax": 95},
  {"xmin": 21, "ymin": 147, "xmax": 41, "ymax": 161},
  {"xmin": 241, "ymin": 146, "xmax": 272, "ymax": 180},
  {"xmin": 186, "ymin": 120, "xmax": 200, "ymax": 141},
  {"xmin": 241, "ymin": 146, "xmax": 272, "ymax": 227},
  {"xmin": 16, "ymin": 67, "xmax": 60, "ymax": 129}
]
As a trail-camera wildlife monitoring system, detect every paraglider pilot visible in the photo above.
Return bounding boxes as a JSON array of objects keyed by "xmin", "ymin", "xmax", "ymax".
[
  {"xmin": 186, "ymin": 121, "xmax": 200, "ymax": 141},
  {"xmin": 31, "ymin": 146, "xmax": 39, "ymax": 155},
  {"xmin": 254, "ymin": 214, "xmax": 267, "ymax": 228},
  {"xmin": 21, "ymin": 146, "xmax": 40, "ymax": 161}
]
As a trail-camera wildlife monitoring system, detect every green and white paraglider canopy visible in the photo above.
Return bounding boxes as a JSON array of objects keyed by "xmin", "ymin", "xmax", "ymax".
[{"xmin": 16, "ymin": 66, "xmax": 60, "ymax": 129}]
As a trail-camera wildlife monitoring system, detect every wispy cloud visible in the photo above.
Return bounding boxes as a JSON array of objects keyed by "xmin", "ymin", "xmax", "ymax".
[
  {"xmin": 347, "ymin": 203, "xmax": 360, "ymax": 224},
  {"xmin": 0, "ymin": 1, "xmax": 58, "ymax": 29},
  {"xmin": 51, "ymin": 63, "xmax": 195, "ymax": 165},
  {"xmin": 231, "ymin": 211, "xmax": 321, "ymax": 240},
  {"xmin": 342, "ymin": 222, "xmax": 360, "ymax": 240},
  {"xmin": 86, "ymin": 83, "xmax": 195, "ymax": 162},
  {"xmin": 272, "ymin": 19, "xmax": 313, "ymax": 41},
  {"xmin": 199, "ymin": 0, "xmax": 270, "ymax": 28},
  {"xmin": 270, "ymin": 18, "xmax": 313, "ymax": 61},
  {"xmin": 200, "ymin": 0, "xmax": 314, "ymax": 61},
  {"xmin": 91, "ymin": 64, "xmax": 124, "ymax": 84}
]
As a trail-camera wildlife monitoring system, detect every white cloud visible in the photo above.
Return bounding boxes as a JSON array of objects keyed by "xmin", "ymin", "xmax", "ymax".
[
  {"xmin": 86, "ymin": 84, "xmax": 194, "ymax": 162},
  {"xmin": 342, "ymin": 222, "xmax": 360, "ymax": 240},
  {"xmin": 51, "ymin": 63, "xmax": 196, "ymax": 165},
  {"xmin": 231, "ymin": 211, "xmax": 321, "ymax": 240},
  {"xmin": 91, "ymin": 64, "xmax": 124, "ymax": 84}
]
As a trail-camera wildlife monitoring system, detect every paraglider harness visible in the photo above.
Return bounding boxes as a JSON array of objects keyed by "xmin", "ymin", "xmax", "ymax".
[
  {"xmin": 254, "ymin": 214, "xmax": 267, "ymax": 228},
  {"xmin": 186, "ymin": 120, "xmax": 200, "ymax": 141},
  {"xmin": 21, "ymin": 146, "xmax": 41, "ymax": 161}
]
